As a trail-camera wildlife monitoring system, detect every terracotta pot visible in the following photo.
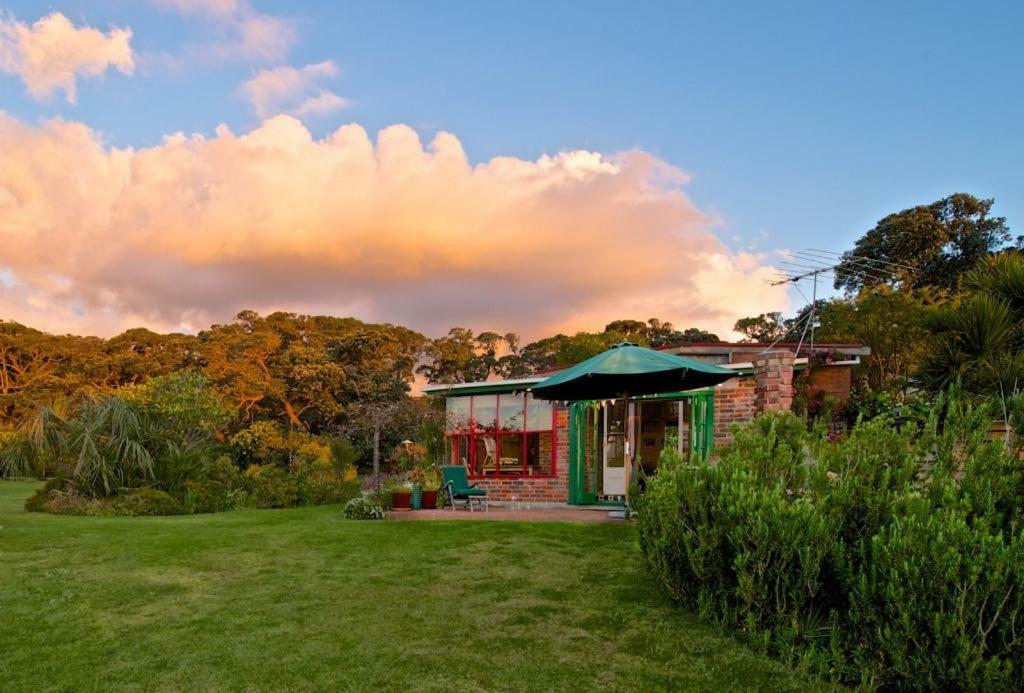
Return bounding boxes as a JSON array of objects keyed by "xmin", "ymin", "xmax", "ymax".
[
  {"xmin": 421, "ymin": 490, "xmax": 438, "ymax": 509},
  {"xmin": 391, "ymin": 491, "xmax": 412, "ymax": 511}
]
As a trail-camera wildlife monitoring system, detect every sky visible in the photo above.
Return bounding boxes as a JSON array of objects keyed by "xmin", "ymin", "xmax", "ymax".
[{"xmin": 0, "ymin": 1, "xmax": 1021, "ymax": 340}]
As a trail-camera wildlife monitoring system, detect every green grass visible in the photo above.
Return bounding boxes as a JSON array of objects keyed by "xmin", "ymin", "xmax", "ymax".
[{"xmin": 0, "ymin": 481, "xmax": 822, "ymax": 692}]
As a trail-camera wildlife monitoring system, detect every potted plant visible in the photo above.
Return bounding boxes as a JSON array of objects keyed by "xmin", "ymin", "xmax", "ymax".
[
  {"xmin": 385, "ymin": 477, "xmax": 413, "ymax": 511},
  {"xmin": 412, "ymin": 466, "xmax": 443, "ymax": 509}
]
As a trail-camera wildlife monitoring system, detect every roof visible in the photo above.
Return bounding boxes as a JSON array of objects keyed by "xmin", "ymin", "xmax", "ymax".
[{"xmin": 420, "ymin": 377, "xmax": 545, "ymax": 396}]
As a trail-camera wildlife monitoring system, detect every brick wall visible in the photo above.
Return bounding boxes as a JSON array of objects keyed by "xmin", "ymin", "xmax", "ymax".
[
  {"xmin": 470, "ymin": 407, "xmax": 570, "ymax": 505},
  {"xmin": 713, "ymin": 374, "xmax": 757, "ymax": 447},
  {"xmin": 754, "ymin": 351, "xmax": 795, "ymax": 413}
]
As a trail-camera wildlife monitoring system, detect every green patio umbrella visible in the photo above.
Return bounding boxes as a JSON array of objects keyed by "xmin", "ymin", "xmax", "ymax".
[
  {"xmin": 530, "ymin": 343, "xmax": 735, "ymax": 506},
  {"xmin": 529, "ymin": 342, "xmax": 735, "ymax": 402}
]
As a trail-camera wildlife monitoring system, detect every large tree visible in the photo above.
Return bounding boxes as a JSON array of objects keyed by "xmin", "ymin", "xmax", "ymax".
[
  {"xmin": 416, "ymin": 328, "xmax": 522, "ymax": 384},
  {"xmin": 835, "ymin": 193, "xmax": 1013, "ymax": 293},
  {"xmin": 331, "ymin": 328, "xmax": 421, "ymax": 476},
  {"xmin": 197, "ymin": 310, "xmax": 423, "ymax": 432},
  {"xmin": 733, "ymin": 312, "xmax": 789, "ymax": 343}
]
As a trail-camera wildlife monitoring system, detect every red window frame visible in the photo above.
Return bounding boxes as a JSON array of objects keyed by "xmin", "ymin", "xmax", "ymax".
[{"xmin": 447, "ymin": 392, "xmax": 557, "ymax": 479}]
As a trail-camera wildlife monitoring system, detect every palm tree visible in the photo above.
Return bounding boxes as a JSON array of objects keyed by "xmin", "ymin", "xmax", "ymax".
[
  {"xmin": 920, "ymin": 251, "xmax": 1024, "ymax": 396},
  {"xmin": 0, "ymin": 396, "xmax": 154, "ymax": 496}
]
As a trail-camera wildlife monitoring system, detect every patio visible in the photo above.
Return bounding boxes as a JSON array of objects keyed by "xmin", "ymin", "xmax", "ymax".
[{"xmin": 385, "ymin": 507, "xmax": 627, "ymax": 523}]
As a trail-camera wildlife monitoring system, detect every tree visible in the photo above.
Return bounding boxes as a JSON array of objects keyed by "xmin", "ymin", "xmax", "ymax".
[
  {"xmin": 332, "ymin": 329, "xmax": 419, "ymax": 476},
  {"xmin": 919, "ymin": 252, "xmax": 1024, "ymax": 396},
  {"xmin": 674, "ymin": 327, "xmax": 721, "ymax": 344},
  {"xmin": 1, "ymin": 396, "xmax": 154, "ymax": 495},
  {"xmin": 835, "ymin": 193, "xmax": 1012, "ymax": 293},
  {"xmin": 196, "ymin": 311, "xmax": 422, "ymax": 432},
  {"xmin": 417, "ymin": 328, "xmax": 521, "ymax": 384},
  {"xmin": 811, "ymin": 289, "xmax": 933, "ymax": 393},
  {"xmin": 733, "ymin": 312, "xmax": 789, "ymax": 343},
  {"xmin": 603, "ymin": 318, "xmax": 718, "ymax": 347}
]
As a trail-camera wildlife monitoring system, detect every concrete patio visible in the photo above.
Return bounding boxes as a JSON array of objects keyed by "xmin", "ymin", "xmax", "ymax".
[{"xmin": 385, "ymin": 507, "xmax": 628, "ymax": 523}]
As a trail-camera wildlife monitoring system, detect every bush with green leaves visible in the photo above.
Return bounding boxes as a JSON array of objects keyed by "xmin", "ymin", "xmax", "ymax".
[
  {"xmin": 26, "ymin": 485, "xmax": 186, "ymax": 516},
  {"xmin": 342, "ymin": 493, "xmax": 386, "ymax": 520},
  {"xmin": 182, "ymin": 456, "xmax": 247, "ymax": 513},
  {"xmin": 241, "ymin": 464, "xmax": 298, "ymax": 508},
  {"xmin": 636, "ymin": 396, "xmax": 1024, "ymax": 690}
]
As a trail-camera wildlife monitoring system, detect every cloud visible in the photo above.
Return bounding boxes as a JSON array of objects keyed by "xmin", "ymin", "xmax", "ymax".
[
  {"xmin": 239, "ymin": 61, "xmax": 348, "ymax": 119},
  {"xmin": 0, "ymin": 113, "xmax": 788, "ymax": 338},
  {"xmin": 154, "ymin": 0, "xmax": 296, "ymax": 64},
  {"xmin": 0, "ymin": 12, "xmax": 134, "ymax": 103}
]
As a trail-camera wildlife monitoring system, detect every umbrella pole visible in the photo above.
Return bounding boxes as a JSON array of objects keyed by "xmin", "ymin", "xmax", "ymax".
[{"xmin": 624, "ymin": 391, "xmax": 632, "ymax": 508}]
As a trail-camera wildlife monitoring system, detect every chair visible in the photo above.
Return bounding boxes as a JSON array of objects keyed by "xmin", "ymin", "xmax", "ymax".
[
  {"xmin": 482, "ymin": 437, "xmax": 497, "ymax": 474},
  {"xmin": 484, "ymin": 437, "xmax": 520, "ymax": 474},
  {"xmin": 441, "ymin": 465, "xmax": 488, "ymax": 512}
]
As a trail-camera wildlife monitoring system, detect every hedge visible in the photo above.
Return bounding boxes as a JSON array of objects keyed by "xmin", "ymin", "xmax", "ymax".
[{"xmin": 635, "ymin": 398, "xmax": 1024, "ymax": 690}]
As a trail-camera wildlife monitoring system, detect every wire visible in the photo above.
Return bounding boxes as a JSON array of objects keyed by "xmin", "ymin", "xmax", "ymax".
[
  {"xmin": 805, "ymin": 248, "xmax": 921, "ymax": 273},
  {"xmin": 790, "ymin": 252, "xmax": 892, "ymax": 283}
]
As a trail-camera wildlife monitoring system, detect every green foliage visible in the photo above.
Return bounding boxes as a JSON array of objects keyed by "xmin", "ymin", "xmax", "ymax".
[
  {"xmin": 241, "ymin": 464, "xmax": 298, "ymax": 508},
  {"xmin": 920, "ymin": 252, "xmax": 1024, "ymax": 397},
  {"xmin": 18, "ymin": 396, "xmax": 155, "ymax": 497},
  {"xmin": 733, "ymin": 312, "xmax": 790, "ymax": 343},
  {"xmin": 182, "ymin": 456, "xmax": 246, "ymax": 513},
  {"xmin": 835, "ymin": 193, "xmax": 1012, "ymax": 293},
  {"xmin": 26, "ymin": 485, "xmax": 186, "ymax": 516},
  {"xmin": 636, "ymin": 399, "xmax": 1024, "ymax": 689},
  {"xmin": 24, "ymin": 476, "xmax": 66, "ymax": 512},
  {"xmin": 341, "ymin": 493, "xmax": 386, "ymax": 519},
  {"xmin": 230, "ymin": 420, "xmax": 289, "ymax": 467}
]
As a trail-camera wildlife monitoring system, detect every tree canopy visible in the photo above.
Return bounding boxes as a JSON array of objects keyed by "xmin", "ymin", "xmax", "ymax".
[{"xmin": 835, "ymin": 193, "xmax": 1013, "ymax": 293}]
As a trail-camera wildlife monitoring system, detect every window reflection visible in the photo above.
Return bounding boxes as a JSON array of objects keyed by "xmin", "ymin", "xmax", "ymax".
[{"xmin": 445, "ymin": 392, "xmax": 554, "ymax": 477}]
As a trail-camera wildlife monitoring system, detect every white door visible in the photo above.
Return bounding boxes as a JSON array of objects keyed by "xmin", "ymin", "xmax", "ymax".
[{"xmin": 602, "ymin": 402, "xmax": 627, "ymax": 496}]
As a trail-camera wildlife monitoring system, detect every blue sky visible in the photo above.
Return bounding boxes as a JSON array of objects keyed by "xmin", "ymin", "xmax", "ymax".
[
  {"xmin": 5, "ymin": 1, "xmax": 1021, "ymax": 251},
  {"xmin": 1, "ymin": 1, "xmax": 1022, "ymax": 336}
]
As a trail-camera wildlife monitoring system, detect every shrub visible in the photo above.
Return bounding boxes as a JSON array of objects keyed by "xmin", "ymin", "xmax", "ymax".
[
  {"xmin": 342, "ymin": 493, "xmax": 385, "ymax": 520},
  {"xmin": 230, "ymin": 421, "xmax": 289, "ymax": 467},
  {"xmin": 109, "ymin": 488, "xmax": 186, "ymax": 516},
  {"xmin": 241, "ymin": 464, "xmax": 298, "ymax": 508},
  {"xmin": 296, "ymin": 475, "xmax": 359, "ymax": 506},
  {"xmin": 26, "ymin": 485, "xmax": 185, "ymax": 516},
  {"xmin": 636, "ymin": 402, "xmax": 1024, "ymax": 689},
  {"xmin": 844, "ymin": 505, "xmax": 1023, "ymax": 690},
  {"xmin": 182, "ymin": 456, "xmax": 247, "ymax": 513},
  {"xmin": 24, "ymin": 477, "xmax": 67, "ymax": 512}
]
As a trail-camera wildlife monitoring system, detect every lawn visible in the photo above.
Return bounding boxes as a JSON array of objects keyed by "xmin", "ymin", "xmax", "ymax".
[{"xmin": 0, "ymin": 481, "xmax": 821, "ymax": 692}]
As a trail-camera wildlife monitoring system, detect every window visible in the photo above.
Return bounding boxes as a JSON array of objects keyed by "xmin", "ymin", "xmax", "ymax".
[{"xmin": 445, "ymin": 391, "xmax": 556, "ymax": 477}]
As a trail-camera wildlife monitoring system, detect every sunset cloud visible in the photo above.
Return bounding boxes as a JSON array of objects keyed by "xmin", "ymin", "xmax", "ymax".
[
  {"xmin": 0, "ymin": 113, "xmax": 787, "ymax": 338},
  {"xmin": 155, "ymin": 0, "xmax": 296, "ymax": 64},
  {"xmin": 0, "ymin": 12, "xmax": 134, "ymax": 103},
  {"xmin": 239, "ymin": 61, "xmax": 348, "ymax": 119}
]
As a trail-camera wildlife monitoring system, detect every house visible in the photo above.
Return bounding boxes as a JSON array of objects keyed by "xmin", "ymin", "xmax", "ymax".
[{"xmin": 422, "ymin": 342, "xmax": 869, "ymax": 507}]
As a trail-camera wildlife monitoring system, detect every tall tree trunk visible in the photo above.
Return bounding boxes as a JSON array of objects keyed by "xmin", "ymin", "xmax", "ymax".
[{"xmin": 372, "ymin": 424, "xmax": 381, "ymax": 478}]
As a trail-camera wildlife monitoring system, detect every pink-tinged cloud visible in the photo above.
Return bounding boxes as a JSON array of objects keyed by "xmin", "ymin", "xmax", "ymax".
[
  {"xmin": 153, "ymin": 0, "xmax": 296, "ymax": 64},
  {"xmin": 0, "ymin": 113, "xmax": 788, "ymax": 338},
  {"xmin": 239, "ymin": 61, "xmax": 348, "ymax": 119},
  {"xmin": 0, "ymin": 12, "xmax": 134, "ymax": 103}
]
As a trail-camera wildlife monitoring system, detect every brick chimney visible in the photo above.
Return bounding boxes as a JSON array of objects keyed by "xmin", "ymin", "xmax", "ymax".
[{"xmin": 753, "ymin": 351, "xmax": 794, "ymax": 413}]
